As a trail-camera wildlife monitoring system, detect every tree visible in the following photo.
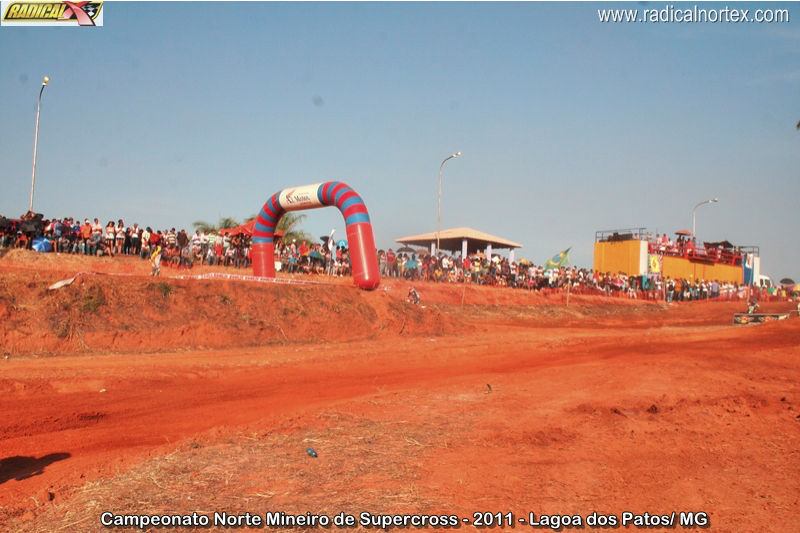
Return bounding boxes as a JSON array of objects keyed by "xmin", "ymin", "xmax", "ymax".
[
  {"xmin": 218, "ymin": 217, "xmax": 239, "ymax": 230},
  {"xmin": 195, "ymin": 212, "xmax": 313, "ymax": 244},
  {"xmin": 277, "ymin": 212, "xmax": 313, "ymax": 244},
  {"xmin": 243, "ymin": 212, "xmax": 313, "ymax": 244},
  {"xmin": 193, "ymin": 216, "xmax": 240, "ymax": 233}
]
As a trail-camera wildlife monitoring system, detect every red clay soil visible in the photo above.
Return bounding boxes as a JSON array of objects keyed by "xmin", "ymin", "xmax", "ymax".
[{"xmin": 1, "ymin": 250, "xmax": 798, "ymax": 532}]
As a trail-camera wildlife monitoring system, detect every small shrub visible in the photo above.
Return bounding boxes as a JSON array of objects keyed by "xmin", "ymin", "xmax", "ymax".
[
  {"xmin": 81, "ymin": 286, "xmax": 106, "ymax": 313},
  {"xmin": 55, "ymin": 321, "xmax": 70, "ymax": 339},
  {"xmin": 155, "ymin": 282, "xmax": 173, "ymax": 299}
]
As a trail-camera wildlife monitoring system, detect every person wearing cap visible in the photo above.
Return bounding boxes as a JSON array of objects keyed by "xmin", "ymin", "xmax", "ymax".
[
  {"xmin": 140, "ymin": 226, "xmax": 151, "ymax": 259},
  {"xmin": 80, "ymin": 219, "xmax": 92, "ymax": 255},
  {"xmin": 130, "ymin": 223, "xmax": 141, "ymax": 255}
]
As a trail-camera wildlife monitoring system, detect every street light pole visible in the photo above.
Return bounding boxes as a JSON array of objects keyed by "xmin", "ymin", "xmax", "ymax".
[
  {"xmin": 29, "ymin": 75, "xmax": 50, "ymax": 213},
  {"xmin": 436, "ymin": 150, "xmax": 461, "ymax": 254},
  {"xmin": 692, "ymin": 197, "xmax": 718, "ymax": 238}
]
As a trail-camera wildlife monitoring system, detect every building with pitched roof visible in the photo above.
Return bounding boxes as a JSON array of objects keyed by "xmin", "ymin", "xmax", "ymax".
[{"xmin": 396, "ymin": 227, "xmax": 522, "ymax": 261}]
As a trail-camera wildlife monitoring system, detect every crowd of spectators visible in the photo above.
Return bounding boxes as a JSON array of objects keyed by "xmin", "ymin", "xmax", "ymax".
[
  {"xmin": 375, "ymin": 248, "xmax": 767, "ymax": 301},
  {"xmin": 0, "ymin": 213, "xmax": 255, "ymax": 270},
  {"xmin": 1, "ymin": 213, "xmax": 792, "ymax": 303},
  {"xmin": 274, "ymin": 239, "xmax": 351, "ymax": 277},
  {"xmin": 644, "ymin": 232, "xmax": 745, "ymax": 265}
]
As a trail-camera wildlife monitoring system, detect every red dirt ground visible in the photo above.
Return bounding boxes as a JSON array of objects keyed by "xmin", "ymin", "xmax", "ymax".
[{"xmin": 1, "ymin": 249, "xmax": 798, "ymax": 532}]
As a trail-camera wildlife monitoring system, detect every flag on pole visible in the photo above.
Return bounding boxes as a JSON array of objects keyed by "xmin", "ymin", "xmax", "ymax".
[
  {"xmin": 544, "ymin": 247, "xmax": 570, "ymax": 270},
  {"xmin": 328, "ymin": 229, "xmax": 336, "ymax": 252},
  {"xmin": 649, "ymin": 254, "xmax": 662, "ymax": 274}
]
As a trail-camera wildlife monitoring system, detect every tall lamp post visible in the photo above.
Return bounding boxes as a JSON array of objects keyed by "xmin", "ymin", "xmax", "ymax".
[
  {"xmin": 29, "ymin": 75, "xmax": 50, "ymax": 213},
  {"xmin": 436, "ymin": 150, "xmax": 461, "ymax": 253},
  {"xmin": 692, "ymin": 197, "xmax": 718, "ymax": 238}
]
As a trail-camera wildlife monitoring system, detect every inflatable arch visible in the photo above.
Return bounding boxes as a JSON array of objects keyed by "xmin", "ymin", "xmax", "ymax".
[{"xmin": 251, "ymin": 181, "xmax": 380, "ymax": 290}]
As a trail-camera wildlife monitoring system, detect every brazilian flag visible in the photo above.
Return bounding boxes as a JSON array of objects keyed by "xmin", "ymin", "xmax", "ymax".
[{"xmin": 544, "ymin": 247, "xmax": 570, "ymax": 270}]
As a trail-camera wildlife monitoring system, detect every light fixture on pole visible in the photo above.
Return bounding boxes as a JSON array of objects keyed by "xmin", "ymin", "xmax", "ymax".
[
  {"xmin": 29, "ymin": 75, "xmax": 50, "ymax": 213},
  {"xmin": 436, "ymin": 150, "xmax": 461, "ymax": 254},
  {"xmin": 692, "ymin": 197, "xmax": 718, "ymax": 238}
]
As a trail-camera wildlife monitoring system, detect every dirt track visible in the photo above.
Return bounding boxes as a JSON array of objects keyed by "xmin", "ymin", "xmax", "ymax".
[{"xmin": 1, "ymin": 251, "xmax": 798, "ymax": 532}]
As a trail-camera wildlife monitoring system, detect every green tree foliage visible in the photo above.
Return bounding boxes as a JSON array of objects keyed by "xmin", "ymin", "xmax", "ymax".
[
  {"xmin": 246, "ymin": 212, "xmax": 313, "ymax": 244},
  {"xmin": 194, "ymin": 212, "xmax": 313, "ymax": 244},
  {"xmin": 192, "ymin": 216, "xmax": 240, "ymax": 233}
]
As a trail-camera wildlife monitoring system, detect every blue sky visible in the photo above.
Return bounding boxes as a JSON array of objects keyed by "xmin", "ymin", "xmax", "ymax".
[{"xmin": 1, "ymin": 2, "xmax": 798, "ymax": 278}]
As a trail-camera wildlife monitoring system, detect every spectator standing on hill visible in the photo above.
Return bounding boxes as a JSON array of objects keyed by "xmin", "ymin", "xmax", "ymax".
[
  {"xmin": 378, "ymin": 250, "xmax": 386, "ymax": 276},
  {"xmin": 405, "ymin": 254, "xmax": 419, "ymax": 280},
  {"xmin": 177, "ymin": 229, "xmax": 189, "ymax": 251},
  {"xmin": 166, "ymin": 228, "xmax": 177, "ymax": 249},
  {"xmin": 386, "ymin": 248, "xmax": 397, "ymax": 277},
  {"xmin": 214, "ymin": 232, "xmax": 223, "ymax": 258},
  {"xmin": 91, "ymin": 218, "xmax": 102, "ymax": 243},
  {"xmin": 104, "ymin": 221, "xmax": 116, "ymax": 256},
  {"xmin": 711, "ymin": 280, "xmax": 720, "ymax": 298},
  {"xmin": 130, "ymin": 223, "xmax": 141, "ymax": 255},
  {"xmin": 299, "ymin": 240, "xmax": 309, "ymax": 266},
  {"xmin": 150, "ymin": 228, "xmax": 161, "ymax": 246},
  {"xmin": 191, "ymin": 230, "xmax": 201, "ymax": 253},
  {"xmin": 200, "ymin": 231, "xmax": 209, "ymax": 256},
  {"xmin": 140, "ymin": 227, "xmax": 151, "ymax": 259},
  {"xmin": 115, "ymin": 220, "xmax": 125, "ymax": 255},
  {"xmin": 80, "ymin": 219, "xmax": 92, "ymax": 254}
]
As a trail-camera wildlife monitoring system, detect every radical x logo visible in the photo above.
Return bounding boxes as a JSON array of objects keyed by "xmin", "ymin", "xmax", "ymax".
[{"xmin": 1, "ymin": 1, "xmax": 103, "ymax": 26}]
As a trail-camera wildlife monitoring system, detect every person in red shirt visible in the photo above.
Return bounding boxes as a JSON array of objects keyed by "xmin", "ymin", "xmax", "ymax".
[
  {"xmin": 299, "ymin": 241, "xmax": 309, "ymax": 268},
  {"xmin": 386, "ymin": 248, "xmax": 397, "ymax": 278},
  {"xmin": 150, "ymin": 230, "xmax": 162, "ymax": 247}
]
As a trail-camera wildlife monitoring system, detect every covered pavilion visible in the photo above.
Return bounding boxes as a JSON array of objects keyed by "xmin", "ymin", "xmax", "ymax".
[{"xmin": 395, "ymin": 227, "xmax": 523, "ymax": 261}]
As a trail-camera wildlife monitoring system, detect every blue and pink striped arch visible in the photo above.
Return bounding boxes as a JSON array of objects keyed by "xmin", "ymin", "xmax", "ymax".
[{"xmin": 251, "ymin": 181, "xmax": 380, "ymax": 290}]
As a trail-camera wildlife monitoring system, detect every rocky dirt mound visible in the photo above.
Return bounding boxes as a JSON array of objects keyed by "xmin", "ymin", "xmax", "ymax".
[
  {"xmin": 0, "ymin": 270, "xmax": 452, "ymax": 356},
  {"xmin": 3, "ymin": 249, "xmax": 792, "ymax": 357}
]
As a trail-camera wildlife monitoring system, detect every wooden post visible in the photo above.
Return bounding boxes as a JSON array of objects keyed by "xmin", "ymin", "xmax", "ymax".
[{"xmin": 566, "ymin": 282, "xmax": 570, "ymax": 307}]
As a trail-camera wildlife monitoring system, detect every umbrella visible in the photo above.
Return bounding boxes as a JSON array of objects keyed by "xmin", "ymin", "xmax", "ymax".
[
  {"xmin": 779, "ymin": 278, "xmax": 795, "ymax": 285},
  {"xmin": 675, "ymin": 229, "xmax": 693, "ymax": 236},
  {"xmin": 396, "ymin": 245, "xmax": 416, "ymax": 253},
  {"xmin": 32, "ymin": 238, "xmax": 53, "ymax": 253}
]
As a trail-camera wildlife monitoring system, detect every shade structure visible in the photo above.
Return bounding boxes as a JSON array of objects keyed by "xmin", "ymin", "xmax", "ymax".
[
  {"xmin": 396, "ymin": 227, "xmax": 522, "ymax": 254},
  {"xmin": 232, "ymin": 219, "xmax": 256, "ymax": 236}
]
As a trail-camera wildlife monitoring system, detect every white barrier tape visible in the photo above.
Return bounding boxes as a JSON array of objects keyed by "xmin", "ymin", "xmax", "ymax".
[
  {"xmin": 45, "ymin": 269, "xmax": 331, "ymax": 289},
  {"xmin": 167, "ymin": 272, "xmax": 325, "ymax": 285}
]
